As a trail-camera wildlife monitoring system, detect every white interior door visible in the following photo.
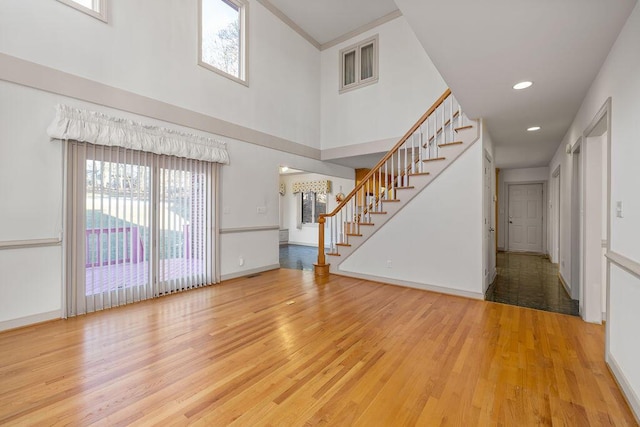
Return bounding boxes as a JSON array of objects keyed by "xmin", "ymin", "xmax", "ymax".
[{"xmin": 508, "ymin": 184, "xmax": 543, "ymax": 253}]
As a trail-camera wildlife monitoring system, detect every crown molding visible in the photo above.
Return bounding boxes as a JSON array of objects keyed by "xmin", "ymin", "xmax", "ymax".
[
  {"xmin": 320, "ymin": 10, "xmax": 403, "ymax": 51},
  {"xmin": 256, "ymin": 1, "xmax": 402, "ymax": 52},
  {"xmin": 255, "ymin": 0, "xmax": 321, "ymax": 49}
]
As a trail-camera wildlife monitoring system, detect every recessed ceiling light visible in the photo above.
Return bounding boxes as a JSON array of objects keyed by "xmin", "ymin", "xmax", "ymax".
[
  {"xmin": 280, "ymin": 166, "xmax": 289, "ymax": 172},
  {"xmin": 527, "ymin": 126, "xmax": 541, "ymax": 132},
  {"xmin": 513, "ymin": 81, "xmax": 533, "ymax": 90}
]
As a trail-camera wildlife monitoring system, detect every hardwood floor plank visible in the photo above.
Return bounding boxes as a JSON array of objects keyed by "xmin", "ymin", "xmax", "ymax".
[{"xmin": 0, "ymin": 269, "xmax": 636, "ymax": 426}]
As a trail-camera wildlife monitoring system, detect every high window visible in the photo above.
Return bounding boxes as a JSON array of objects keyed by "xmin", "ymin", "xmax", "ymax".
[
  {"xmin": 199, "ymin": 0, "xmax": 248, "ymax": 85},
  {"xmin": 57, "ymin": 0, "xmax": 107, "ymax": 22},
  {"xmin": 302, "ymin": 192, "xmax": 327, "ymax": 224},
  {"xmin": 340, "ymin": 35, "xmax": 379, "ymax": 93}
]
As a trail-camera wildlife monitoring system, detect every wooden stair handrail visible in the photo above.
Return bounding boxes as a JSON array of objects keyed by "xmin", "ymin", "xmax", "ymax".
[
  {"xmin": 318, "ymin": 88, "xmax": 451, "ymax": 221},
  {"xmin": 314, "ymin": 88, "xmax": 452, "ymax": 276}
]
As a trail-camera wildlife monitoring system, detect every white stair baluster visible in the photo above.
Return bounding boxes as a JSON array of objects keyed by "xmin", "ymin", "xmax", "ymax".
[
  {"xmin": 450, "ymin": 96, "xmax": 454, "ymax": 144},
  {"xmin": 418, "ymin": 126, "xmax": 423, "ymax": 173}
]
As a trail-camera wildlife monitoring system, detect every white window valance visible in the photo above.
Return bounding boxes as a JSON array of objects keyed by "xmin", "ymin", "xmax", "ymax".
[
  {"xmin": 292, "ymin": 180, "xmax": 331, "ymax": 194},
  {"xmin": 47, "ymin": 104, "xmax": 230, "ymax": 164}
]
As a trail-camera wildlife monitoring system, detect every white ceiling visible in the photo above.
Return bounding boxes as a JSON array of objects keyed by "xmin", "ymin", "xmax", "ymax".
[
  {"xmin": 265, "ymin": 0, "xmax": 399, "ymax": 45},
  {"xmin": 266, "ymin": 0, "xmax": 637, "ymax": 169},
  {"xmin": 395, "ymin": 0, "xmax": 637, "ymax": 168}
]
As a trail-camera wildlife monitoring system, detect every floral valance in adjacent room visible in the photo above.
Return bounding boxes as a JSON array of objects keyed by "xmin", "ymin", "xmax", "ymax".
[
  {"xmin": 292, "ymin": 180, "xmax": 331, "ymax": 194},
  {"xmin": 47, "ymin": 104, "xmax": 230, "ymax": 164}
]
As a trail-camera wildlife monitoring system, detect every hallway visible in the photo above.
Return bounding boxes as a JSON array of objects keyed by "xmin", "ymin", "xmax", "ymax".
[{"xmin": 486, "ymin": 252, "xmax": 579, "ymax": 316}]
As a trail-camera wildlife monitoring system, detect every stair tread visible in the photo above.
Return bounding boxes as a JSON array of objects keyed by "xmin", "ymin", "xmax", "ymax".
[
  {"xmin": 408, "ymin": 172, "xmax": 430, "ymax": 176},
  {"xmin": 423, "ymin": 157, "xmax": 446, "ymax": 162},
  {"xmin": 381, "ymin": 199, "xmax": 400, "ymax": 203},
  {"xmin": 438, "ymin": 141, "xmax": 463, "ymax": 147},
  {"xmin": 369, "ymin": 212, "xmax": 388, "ymax": 215},
  {"xmin": 346, "ymin": 233, "xmax": 363, "ymax": 237},
  {"xmin": 455, "ymin": 125, "xmax": 473, "ymax": 132},
  {"xmin": 336, "ymin": 243, "xmax": 351, "ymax": 247},
  {"xmin": 326, "ymin": 252, "xmax": 341, "ymax": 256},
  {"xmin": 395, "ymin": 186, "xmax": 415, "ymax": 190},
  {"xmin": 345, "ymin": 222, "xmax": 374, "ymax": 226}
]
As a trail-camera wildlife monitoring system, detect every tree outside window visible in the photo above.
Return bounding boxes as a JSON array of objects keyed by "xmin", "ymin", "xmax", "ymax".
[{"xmin": 200, "ymin": 0, "xmax": 247, "ymax": 84}]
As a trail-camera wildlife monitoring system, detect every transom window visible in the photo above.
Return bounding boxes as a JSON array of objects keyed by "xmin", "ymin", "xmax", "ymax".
[
  {"xmin": 57, "ymin": 0, "xmax": 107, "ymax": 22},
  {"xmin": 339, "ymin": 35, "xmax": 379, "ymax": 93},
  {"xmin": 302, "ymin": 192, "xmax": 327, "ymax": 224},
  {"xmin": 199, "ymin": 0, "xmax": 249, "ymax": 85}
]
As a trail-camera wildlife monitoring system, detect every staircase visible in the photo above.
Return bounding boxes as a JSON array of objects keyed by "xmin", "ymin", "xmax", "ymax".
[{"xmin": 314, "ymin": 89, "xmax": 480, "ymax": 276}]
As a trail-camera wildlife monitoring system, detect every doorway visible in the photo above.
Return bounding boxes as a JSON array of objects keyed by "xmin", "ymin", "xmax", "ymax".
[
  {"xmin": 551, "ymin": 166, "xmax": 561, "ymax": 265},
  {"xmin": 582, "ymin": 113, "xmax": 609, "ymax": 324},
  {"xmin": 571, "ymin": 142, "xmax": 582, "ymax": 303},
  {"xmin": 507, "ymin": 183, "xmax": 544, "ymax": 253},
  {"xmin": 483, "ymin": 151, "xmax": 496, "ymax": 292}
]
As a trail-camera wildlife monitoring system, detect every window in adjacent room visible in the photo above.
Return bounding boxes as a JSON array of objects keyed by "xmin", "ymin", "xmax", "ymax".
[
  {"xmin": 200, "ymin": 0, "xmax": 248, "ymax": 85},
  {"xmin": 57, "ymin": 0, "xmax": 107, "ymax": 22},
  {"xmin": 339, "ymin": 35, "xmax": 379, "ymax": 93},
  {"xmin": 301, "ymin": 192, "xmax": 327, "ymax": 224}
]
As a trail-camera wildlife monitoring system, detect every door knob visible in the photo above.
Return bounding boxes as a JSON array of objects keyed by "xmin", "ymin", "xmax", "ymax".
[
  {"xmin": 509, "ymin": 221, "xmax": 513, "ymax": 224},
  {"xmin": 489, "ymin": 227, "xmax": 495, "ymax": 232}
]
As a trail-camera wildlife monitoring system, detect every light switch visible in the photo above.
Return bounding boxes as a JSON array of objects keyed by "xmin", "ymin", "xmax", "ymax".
[
  {"xmin": 257, "ymin": 206, "xmax": 267, "ymax": 214},
  {"xmin": 616, "ymin": 201, "xmax": 623, "ymax": 218}
]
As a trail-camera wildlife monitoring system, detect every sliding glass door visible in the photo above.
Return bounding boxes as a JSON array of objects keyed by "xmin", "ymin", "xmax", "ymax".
[{"xmin": 67, "ymin": 142, "xmax": 216, "ymax": 316}]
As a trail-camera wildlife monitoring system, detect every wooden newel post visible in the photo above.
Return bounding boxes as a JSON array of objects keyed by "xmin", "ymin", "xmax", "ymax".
[{"xmin": 314, "ymin": 215, "xmax": 330, "ymax": 276}]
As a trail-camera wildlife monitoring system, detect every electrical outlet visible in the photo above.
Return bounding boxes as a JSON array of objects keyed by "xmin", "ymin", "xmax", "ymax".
[
  {"xmin": 239, "ymin": 257, "xmax": 244, "ymax": 266},
  {"xmin": 257, "ymin": 206, "xmax": 267, "ymax": 214},
  {"xmin": 223, "ymin": 207, "xmax": 231, "ymax": 214},
  {"xmin": 386, "ymin": 260, "xmax": 392, "ymax": 268},
  {"xmin": 616, "ymin": 201, "xmax": 624, "ymax": 218}
]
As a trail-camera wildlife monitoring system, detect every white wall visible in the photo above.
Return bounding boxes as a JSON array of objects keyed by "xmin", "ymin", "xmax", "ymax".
[
  {"xmin": 497, "ymin": 167, "xmax": 549, "ymax": 250},
  {"xmin": 339, "ymin": 140, "xmax": 484, "ymax": 298},
  {"xmin": 548, "ymin": 2, "xmax": 640, "ymax": 417},
  {"xmin": 0, "ymin": 0, "xmax": 321, "ymax": 149},
  {"xmin": 0, "ymin": 79, "xmax": 354, "ymax": 328},
  {"xmin": 320, "ymin": 16, "xmax": 447, "ymax": 150},
  {"xmin": 279, "ymin": 173, "xmax": 355, "ymax": 246}
]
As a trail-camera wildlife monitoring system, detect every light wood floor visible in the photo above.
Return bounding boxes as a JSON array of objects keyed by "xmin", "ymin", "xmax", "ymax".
[{"xmin": 0, "ymin": 269, "xmax": 636, "ymax": 426}]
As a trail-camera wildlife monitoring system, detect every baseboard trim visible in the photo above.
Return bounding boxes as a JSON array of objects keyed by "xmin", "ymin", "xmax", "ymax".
[
  {"xmin": 220, "ymin": 225, "xmax": 279, "ymax": 234},
  {"xmin": 332, "ymin": 270, "xmax": 484, "ymax": 300},
  {"xmin": 0, "ymin": 310, "xmax": 62, "ymax": 333},
  {"xmin": 558, "ymin": 272, "xmax": 571, "ymax": 297},
  {"xmin": 221, "ymin": 264, "xmax": 280, "ymax": 281},
  {"xmin": 285, "ymin": 241, "xmax": 317, "ymax": 248},
  {"xmin": 606, "ymin": 351, "xmax": 640, "ymax": 424}
]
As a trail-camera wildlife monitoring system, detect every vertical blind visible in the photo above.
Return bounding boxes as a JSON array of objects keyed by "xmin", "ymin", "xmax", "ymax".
[{"xmin": 67, "ymin": 142, "xmax": 218, "ymax": 316}]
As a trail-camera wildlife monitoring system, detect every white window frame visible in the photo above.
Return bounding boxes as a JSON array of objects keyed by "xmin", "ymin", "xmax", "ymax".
[
  {"xmin": 198, "ymin": 0, "xmax": 249, "ymax": 86},
  {"xmin": 56, "ymin": 0, "xmax": 108, "ymax": 23},
  {"xmin": 339, "ymin": 35, "xmax": 379, "ymax": 94},
  {"xmin": 301, "ymin": 192, "xmax": 326, "ymax": 225}
]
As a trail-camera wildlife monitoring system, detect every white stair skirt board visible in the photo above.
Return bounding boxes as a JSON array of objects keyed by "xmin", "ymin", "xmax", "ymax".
[
  {"xmin": 332, "ymin": 270, "xmax": 485, "ymax": 300},
  {"xmin": 328, "ymin": 122, "xmax": 480, "ymax": 275}
]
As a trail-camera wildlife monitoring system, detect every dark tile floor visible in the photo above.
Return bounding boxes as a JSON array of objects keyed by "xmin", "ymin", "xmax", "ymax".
[
  {"xmin": 486, "ymin": 252, "xmax": 579, "ymax": 316},
  {"xmin": 280, "ymin": 245, "xmax": 579, "ymax": 316},
  {"xmin": 279, "ymin": 244, "xmax": 318, "ymax": 272}
]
